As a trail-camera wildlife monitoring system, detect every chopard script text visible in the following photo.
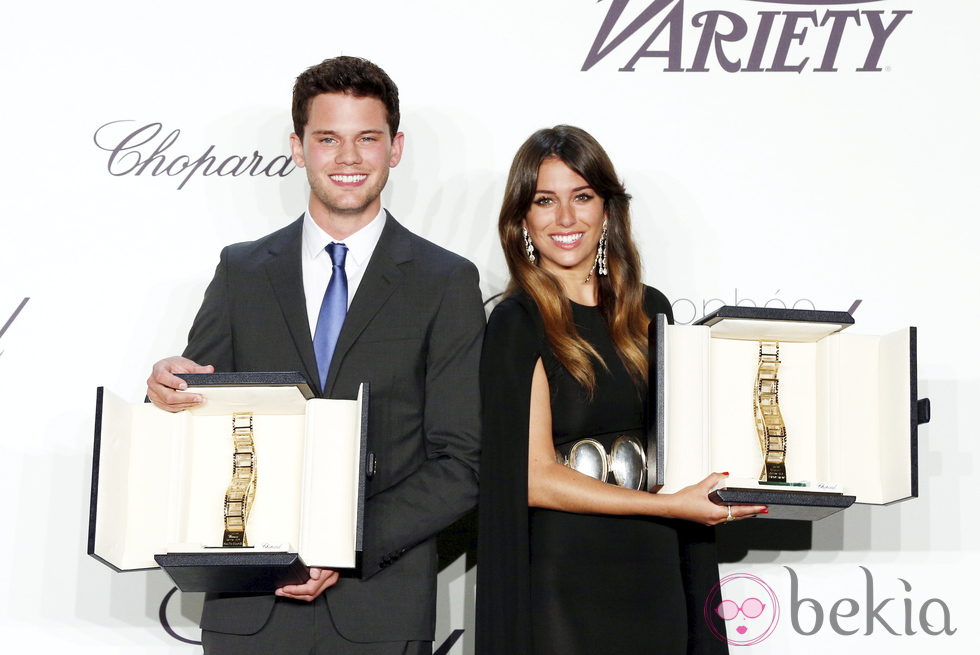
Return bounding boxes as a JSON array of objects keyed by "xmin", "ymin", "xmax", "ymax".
[{"xmin": 93, "ymin": 121, "xmax": 296, "ymax": 190}]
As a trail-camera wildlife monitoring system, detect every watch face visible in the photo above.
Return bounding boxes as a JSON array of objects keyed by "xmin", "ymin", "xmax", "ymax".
[{"xmin": 223, "ymin": 530, "xmax": 246, "ymax": 548}]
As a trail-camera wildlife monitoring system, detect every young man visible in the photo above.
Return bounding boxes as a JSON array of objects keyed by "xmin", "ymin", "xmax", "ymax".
[{"xmin": 146, "ymin": 56, "xmax": 484, "ymax": 655}]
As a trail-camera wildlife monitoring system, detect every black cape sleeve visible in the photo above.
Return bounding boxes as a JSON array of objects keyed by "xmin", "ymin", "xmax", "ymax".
[{"xmin": 475, "ymin": 295, "xmax": 542, "ymax": 655}]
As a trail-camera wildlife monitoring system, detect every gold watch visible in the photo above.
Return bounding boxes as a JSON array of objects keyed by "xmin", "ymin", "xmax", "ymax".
[
  {"xmin": 223, "ymin": 412, "xmax": 257, "ymax": 547},
  {"xmin": 754, "ymin": 341, "xmax": 787, "ymax": 483}
]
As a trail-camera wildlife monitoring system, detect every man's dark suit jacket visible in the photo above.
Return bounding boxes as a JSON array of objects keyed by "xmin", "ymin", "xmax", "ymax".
[{"xmin": 183, "ymin": 212, "xmax": 484, "ymax": 643}]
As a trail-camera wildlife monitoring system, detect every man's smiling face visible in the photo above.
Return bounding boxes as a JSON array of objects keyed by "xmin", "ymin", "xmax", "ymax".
[{"xmin": 290, "ymin": 92, "xmax": 404, "ymax": 230}]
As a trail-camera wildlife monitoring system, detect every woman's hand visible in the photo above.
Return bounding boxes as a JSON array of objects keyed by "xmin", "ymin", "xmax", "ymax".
[{"xmin": 663, "ymin": 472, "xmax": 767, "ymax": 526}]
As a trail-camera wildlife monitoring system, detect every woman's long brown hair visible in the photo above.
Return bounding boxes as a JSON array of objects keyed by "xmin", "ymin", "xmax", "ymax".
[{"xmin": 499, "ymin": 125, "xmax": 648, "ymax": 392}]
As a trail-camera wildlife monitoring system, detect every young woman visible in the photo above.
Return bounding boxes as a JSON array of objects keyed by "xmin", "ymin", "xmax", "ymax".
[{"xmin": 475, "ymin": 126, "xmax": 764, "ymax": 655}]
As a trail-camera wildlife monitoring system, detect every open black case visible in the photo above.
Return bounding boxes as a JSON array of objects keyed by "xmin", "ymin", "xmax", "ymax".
[
  {"xmin": 88, "ymin": 372, "xmax": 369, "ymax": 592},
  {"xmin": 647, "ymin": 306, "xmax": 930, "ymax": 520}
]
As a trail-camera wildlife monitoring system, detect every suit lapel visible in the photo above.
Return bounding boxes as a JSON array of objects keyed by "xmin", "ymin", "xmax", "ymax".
[
  {"xmin": 325, "ymin": 212, "xmax": 413, "ymax": 396},
  {"xmin": 264, "ymin": 216, "xmax": 321, "ymax": 393}
]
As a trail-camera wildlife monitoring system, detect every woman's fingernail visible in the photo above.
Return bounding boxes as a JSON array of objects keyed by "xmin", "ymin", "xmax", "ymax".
[
  {"xmin": 760, "ymin": 508, "xmax": 769, "ymax": 514},
  {"xmin": 722, "ymin": 472, "xmax": 730, "ymax": 476}
]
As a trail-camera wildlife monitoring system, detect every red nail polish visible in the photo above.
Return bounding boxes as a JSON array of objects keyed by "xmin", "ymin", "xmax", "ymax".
[
  {"xmin": 722, "ymin": 472, "xmax": 730, "ymax": 476},
  {"xmin": 760, "ymin": 508, "xmax": 769, "ymax": 514}
]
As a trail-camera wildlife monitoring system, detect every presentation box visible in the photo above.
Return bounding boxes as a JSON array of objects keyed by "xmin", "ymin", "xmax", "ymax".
[
  {"xmin": 647, "ymin": 306, "xmax": 930, "ymax": 521},
  {"xmin": 88, "ymin": 372, "xmax": 368, "ymax": 592}
]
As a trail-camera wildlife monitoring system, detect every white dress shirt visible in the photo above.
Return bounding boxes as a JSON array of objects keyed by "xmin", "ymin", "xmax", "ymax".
[{"xmin": 302, "ymin": 207, "xmax": 387, "ymax": 338}]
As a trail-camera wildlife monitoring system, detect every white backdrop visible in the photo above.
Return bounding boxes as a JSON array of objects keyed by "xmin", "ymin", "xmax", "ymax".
[{"xmin": 1, "ymin": 0, "xmax": 978, "ymax": 652}]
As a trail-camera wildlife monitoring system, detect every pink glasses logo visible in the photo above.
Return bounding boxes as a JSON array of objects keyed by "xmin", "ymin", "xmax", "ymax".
[
  {"xmin": 705, "ymin": 573, "xmax": 780, "ymax": 646},
  {"xmin": 717, "ymin": 597, "xmax": 766, "ymax": 622}
]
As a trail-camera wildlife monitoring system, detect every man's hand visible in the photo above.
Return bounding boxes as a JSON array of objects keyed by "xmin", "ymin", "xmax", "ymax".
[
  {"xmin": 275, "ymin": 568, "xmax": 340, "ymax": 602},
  {"xmin": 146, "ymin": 356, "xmax": 215, "ymax": 412}
]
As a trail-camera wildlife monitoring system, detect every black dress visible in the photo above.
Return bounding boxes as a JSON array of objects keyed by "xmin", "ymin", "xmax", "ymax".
[{"xmin": 476, "ymin": 288, "xmax": 728, "ymax": 655}]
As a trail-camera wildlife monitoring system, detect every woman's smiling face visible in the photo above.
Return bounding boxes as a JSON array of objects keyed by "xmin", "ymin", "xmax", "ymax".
[{"xmin": 523, "ymin": 157, "xmax": 606, "ymax": 280}]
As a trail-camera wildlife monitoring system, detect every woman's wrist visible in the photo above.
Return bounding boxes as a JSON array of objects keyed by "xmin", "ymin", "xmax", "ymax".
[{"xmin": 646, "ymin": 490, "xmax": 679, "ymax": 519}]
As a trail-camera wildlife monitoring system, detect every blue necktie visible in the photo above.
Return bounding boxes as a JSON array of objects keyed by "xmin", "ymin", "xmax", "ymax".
[{"xmin": 313, "ymin": 242, "xmax": 348, "ymax": 391}]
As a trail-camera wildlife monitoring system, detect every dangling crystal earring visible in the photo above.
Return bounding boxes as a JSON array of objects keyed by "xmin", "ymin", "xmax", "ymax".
[
  {"xmin": 597, "ymin": 220, "xmax": 608, "ymax": 276},
  {"xmin": 585, "ymin": 221, "xmax": 608, "ymax": 283},
  {"xmin": 523, "ymin": 226, "xmax": 535, "ymax": 264}
]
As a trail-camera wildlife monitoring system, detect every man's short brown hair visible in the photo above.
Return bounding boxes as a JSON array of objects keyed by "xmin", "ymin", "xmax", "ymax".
[{"xmin": 292, "ymin": 56, "xmax": 400, "ymax": 139}]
